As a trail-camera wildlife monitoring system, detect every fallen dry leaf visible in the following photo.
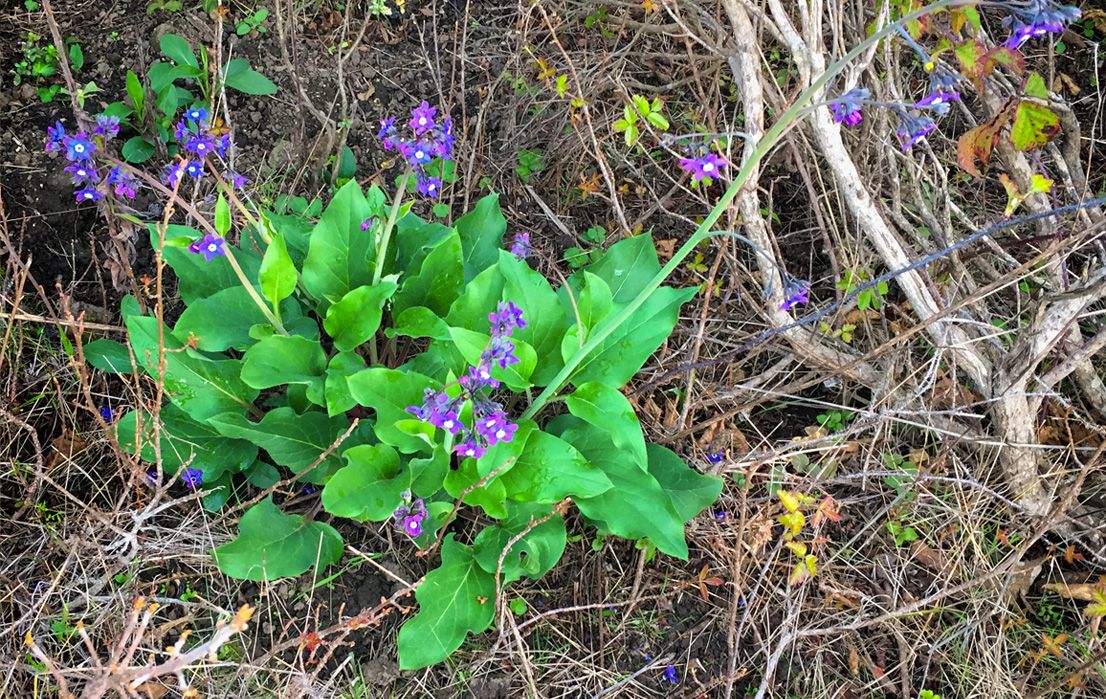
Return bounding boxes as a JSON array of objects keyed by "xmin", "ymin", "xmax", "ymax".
[{"xmin": 1042, "ymin": 581, "xmax": 1106, "ymax": 602}]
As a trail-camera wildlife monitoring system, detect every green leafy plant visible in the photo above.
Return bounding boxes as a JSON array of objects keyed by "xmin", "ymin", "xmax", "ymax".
[
  {"xmin": 515, "ymin": 149, "xmax": 545, "ymax": 182},
  {"xmin": 563, "ymin": 224, "xmax": 606, "ymax": 268},
  {"xmin": 613, "ymin": 95, "xmax": 669, "ymax": 148},
  {"xmin": 236, "ymin": 7, "xmax": 269, "ymax": 35},
  {"xmin": 815, "ymin": 408, "xmax": 854, "ymax": 432},
  {"xmin": 101, "ymin": 33, "xmax": 276, "ymax": 163},
  {"xmin": 836, "ymin": 270, "xmax": 888, "ymax": 311},
  {"xmin": 886, "ymin": 518, "xmax": 919, "ymax": 546},
  {"xmin": 11, "ymin": 32, "xmax": 80, "ymax": 103},
  {"xmin": 146, "ymin": 0, "xmax": 183, "ymax": 13}
]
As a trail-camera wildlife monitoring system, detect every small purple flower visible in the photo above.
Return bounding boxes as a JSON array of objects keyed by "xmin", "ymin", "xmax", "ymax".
[
  {"xmin": 463, "ymin": 363, "xmax": 500, "ymax": 389},
  {"xmin": 895, "ymin": 111, "xmax": 937, "ymax": 150},
  {"xmin": 99, "ymin": 405, "xmax": 116, "ymax": 422},
  {"xmin": 1003, "ymin": 2, "xmax": 1080, "ymax": 49},
  {"xmin": 416, "ymin": 175, "xmax": 442, "ymax": 197},
  {"xmin": 183, "ymin": 106, "xmax": 209, "ymax": 124},
  {"xmin": 678, "ymin": 153, "xmax": 727, "ymax": 182},
  {"xmin": 779, "ymin": 278, "xmax": 810, "ymax": 311},
  {"xmin": 664, "ymin": 665, "xmax": 679, "ymax": 684},
  {"xmin": 145, "ymin": 470, "xmax": 159, "ymax": 485},
  {"xmin": 402, "ymin": 515, "xmax": 425, "ymax": 537},
  {"xmin": 829, "ymin": 87, "xmax": 869, "ymax": 127},
  {"xmin": 181, "ymin": 467, "xmax": 203, "ymax": 488},
  {"xmin": 439, "ymin": 115, "xmax": 454, "ymax": 158},
  {"xmin": 46, "ymin": 121, "xmax": 66, "ymax": 151},
  {"xmin": 65, "ymin": 132, "xmax": 96, "ymax": 162},
  {"xmin": 94, "ymin": 115, "xmax": 120, "ymax": 140},
  {"xmin": 75, "ymin": 188, "xmax": 104, "ymax": 203},
  {"xmin": 224, "ymin": 170, "xmax": 249, "ymax": 189},
  {"xmin": 191, "ymin": 233, "xmax": 227, "ymax": 262},
  {"xmin": 216, "ymin": 134, "xmax": 231, "ymax": 158},
  {"xmin": 454, "ymin": 441, "xmax": 487, "ymax": 460},
  {"xmin": 476, "ymin": 411, "xmax": 518, "ymax": 447},
  {"xmin": 161, "ymin": 162, "xmax": 187, "ymax": 188},
  {"xmin": 407, "ymin": 143, "xmax": 433, "ymax": 167},
  {"xmin": 184, "ymin": 160, "xmax": 205, "ymax": 179},
  {"xmin": 65, "ymin": 163, "xmax": 98, "ymax": 186},
  {"xmin": 713, "ymin": 510, "xmax": 728, "ymax": 520},
  {"xmin": 184, "ymin": 134, "xmax": 217, "ymax": 158},
  {"xmin": 360, "ymin": 216, "xmax": 378, "ymax": 232},
  {"xmin": 913, "ymin": 91, "xmax": 959, "ymax": 117},
  {"xmin": 510, "ymin": 232, "xmax": 534, "ymax": 260},
  {"xmin": 108, "ymin": 166, "xmax": 140, "ymax": 199},
  {"xmin": 409, "ymin": 101, "xmax": 437, "ymax": 136},
  {"xmin": 704, "ymin": 449, "xmax": 725, "ymax": 464},
  {"xmin": 429, "ymin": 409, "xmax": 463, "ymax": 435},
  {"xmin": 378, "ymin": 116, "xmax": 397, "ymax": 149},
  {"xmin": 489, "ymin": 301, "xmax": 527, "ymax": 337},
  {"xmin": 173, "ymin": 120, "xmax": 190, "ymax": 142},
  {"xmin": 483, "ymin": 335, "xmax": 520, "ymax": 370}
]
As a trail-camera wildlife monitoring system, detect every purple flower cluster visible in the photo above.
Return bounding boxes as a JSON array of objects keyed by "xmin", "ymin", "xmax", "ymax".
[
  {"xmin": 393, "ymin": 490, "xmax": 429, "ymax": 538},
  {"xmin": 378, "ymin": 101, "xmax": 453, "ymax": 198},
  {"xmin": 45, "ymin": 117, "xmax": 131, "ymax": 204},
  {"xmin": 188, "ymin": 233, "xmax": 227, "ymax": 261},
  {"xmin": 1003, "ymin": 1, "xmax": 1081, "ymax": 49},
  {"xmin": 407, "ymin": 302, "xmax": 526, "ymax": 461},
  {"xmin": 779, "ymin": 277, "xmax": 811, "ymax": 311},
  {"xmin": 829, "ymin": 87, "xmax": 870, "ymax": 126},
  {"xmin": 163, "ymin": 107, "xmax": 243, "ymax": 189}
]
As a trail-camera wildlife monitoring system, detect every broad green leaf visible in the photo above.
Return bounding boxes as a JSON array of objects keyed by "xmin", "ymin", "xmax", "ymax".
[
  {"xmin": 160, "ymin": 34, "xmax": 198, "ymax": 68},
  {"xmin": 214, "ymin": 497, "xmax": 343, "ymax": 580},
  {"xmin": 324, "ymin": 350, "xmax": 365, "ymax": 416},
  {"xmin": 445, "ymin": 263, "xmax": 505, "ymax": 331},
  {"xmin": 499, "ymin": 429, "xmax": 612, "ymax": 503},
  {"xmin": 322, "ymin": 444, "xmax": 410, "ymax": 521},
  {"xmin": 392, "ymin": 213, "xmax": 453, "ymax": 275},
  {"xmin": 302, "ymin": 180, "xmax": 381, "ymax": 313},
  {"xmin": 324, "ymin": 282, "xmax": 397, "ymax": 351},
  {"xmin": 397, "ymin": 536, "xmax": 495, "ymax": 669},
  {"xmin": 574, "ymin": 234, "xmax": 661, "ymax": 303},
  {"xmin": 84, "ymin": 338, "xmax": 134, "ymax": 374},
  {"xmin": 125, "ymin": 69, "xmax": 144, "ymax": 115},
  {"xmin": 208, "ymin": 408, "xmax": 353, "ymax": 482},
  {"xmin": 566, "ymin": 382, "xmax": 648, "ymax": 470},
  {"xmin": 259, "ymin": 233, "xmax": 297, "ymax": 309},
  {"xmin": 387, "ymin": 306, "xmax": 451, "ymax": 341},
  {"xmin": 645, "ymin": 443, "xmax": 723, "ymax": 522},
  {"xmin": 263, "ymin": 211, "xmax": 313, "ymax": 263},
  {"xmin": 498, "ymin": 250, "xmax": 568, "ymax": 386},
  {"xmin": 1011, "ymin": 100, "xmax": 1060, "ymax": 151},
  {"xmin": 240, "ymin": 335, "xmax": 326, "ymax": 389},
  {"xmin": 473, "ymin": 502, "xmax": 566, "ymax": 585},
  {"xmin": 569, "ymin": 286, "xmax": 696, "ymax": 388},
  {"xmin": 121, "ymin": 136, "xmax": 154, "ymax": 163},
  {"xmin": 556, "ymin": 418, "xmax": 688, "ymax": 558},
  {"xmin": 444, "ymin": 458, "xmax": 508, "ymax": 519},
  {"xmin": 155, "ymin": 225, "xmax": 262, "ymax": 304},
  {"xmin": 222, "ymin": 58, "xmax": 278, "ymax": 95},
  {"xmin": 1024, "ymin": 72, "xmax": 1049, "ymax": 99},
  {"xmin": 347, "ymin": 367, "xmax": 439, "ymax": 454},
  {"xmin": 410, "ymin": 444, "xmax": 449, "ymax": 495},
  {"xmin": 173, "ymin": 285, "xmax": 271, "ymax": 352},
  {"xmin": 453, "ymin": 194, "xmax": 505, "ymax": 282},
  {"xmin": 394, "ymin": 231, "xmax": 464, "ymax": 317},
  {"xmin": 126, "ymin": 314, "xmax": 258, "ymax": 421},
  {"xmin": 564, "ymin": 271, "xmax": 613, "ymax": 335},
  {"xmin": 215, "ymin": 194, "xmax": 230, "ymax": 236},
  {"xmin": 115, "ymin": 404, "xmax": 258, "ymax": 482}
]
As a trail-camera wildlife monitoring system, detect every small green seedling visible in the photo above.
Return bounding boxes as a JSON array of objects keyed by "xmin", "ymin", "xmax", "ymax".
[
  {"xmin": 613, "ymin": 95, "xmax": 669, "ymax": 147},
  {"xmin": 516, "ymin": 149, "xmax": 545, "ymax": 182},
  {"xmin": 237, "ymin": 7, "xmax": 269, "ymax": 35}
]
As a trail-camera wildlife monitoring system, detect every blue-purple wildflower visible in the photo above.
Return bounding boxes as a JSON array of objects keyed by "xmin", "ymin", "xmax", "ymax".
[
  {"xmin": 65, "ymin": 132, "xmax": 96, "ymax": 162},
  {"xmin": 162, "ymin": 162, "xmax": 187, "ymax": 188},
  {"xmin": 779, "ymin": 278, "xmax": 810, "ymax": 311},
  {"xmin": 184, "ymin": 106, "xmax": 209, "ymax": 123},
  {"xmin": 679, "ymin": 152, "xmax": 727, "ymax": 182},
  {"xmin": 829, "ymin": 87, "xmax": 869, "ymax": 127},
  {"xmin": 409, "ymin": 101, "xmax": 437, "ymax": 135},
  {"xmin": 75, "ymin": 188, "xmax": 104, "ymax": 203},
  {"xmin": 913, "ymin": 91, "xmax": 960, "ymax": 117},
  {"xmin": 510, "ymin": 232, "xmax": 534, "ymax": 260},
  {"xmin": 393, "ymin": 491, "xmax": 429, "ymax": 538},
  {"xmin": 189, "ymin": 233, "xmax": 227, "ymax": 261},
  {"xmin": 664, "ymin": 665, "xmax": 679, "ymax": 684},
  {"xmin": 894, "ymin": 110, "xmax": 938, "ymax": 150},
  {"xmin": 416, "ymin": 176, "xmax": 442, "ymax": 198},
  {"xmin": 379, "ymin": 102, "xmax": 454, "ymax": 196},
  {"xmin": 1003, "ymin": 1, "xmax": 1081, "ymax": 49},
  {"xmin": 184, "ymin": 160, "xmax": 205, "ymax": 179},
  {"xmin": 65, "ymin": 163, "xmax": 98, "ymax": 186},
  {"xmin": 46, "ymin": 121, "xmax": 66, "ymax": 151},
  {"xmin": 108, "ymin": 166, "xmax": 140, "ymax": 199},
  {"xmin": 184, "ymin": 133, "xmax": 218, "ymax": 158},
  {"xmin": 94, "ymin": 115, "xmax": 120, "ymax": 140},
  {"xmin": 99, "ymin": 405, "xmax": 116, "ymax": 422},
  {"xmin": 181, "ymin": 467, "xmax": 203, "ymax": 488},
  {"xmin": 224, "ymin": 170, "xmax": 249, "ymax": 189}
]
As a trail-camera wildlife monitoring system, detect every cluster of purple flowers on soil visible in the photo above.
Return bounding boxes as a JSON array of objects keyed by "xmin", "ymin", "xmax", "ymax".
[
  {"xmin": 45, "ymin": 116, "xmax": 134, "ymax": 203},
  {"xmin": 378, "ymin": 101, "xmax": 452, "ymax": 198},
  {"xmin": 161, "ymin": 107, "xmax": 246, "ymax": 191},
  {"xmin": 407, "ymin": 301, "xmax": 526, "ymax": 462},
  {"xmin": 392, "ymin": 491, "xmax": 430, "ymax": 538},
  {"xmin": 1003, "ymin": 1, "xmax": 1081, "ymax": 49}
]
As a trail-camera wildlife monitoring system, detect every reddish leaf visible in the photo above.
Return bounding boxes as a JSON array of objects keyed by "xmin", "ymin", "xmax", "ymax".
[
  {"xmin": 955, "ymin": 39, "xmax": 988, "ymax": 84},
  {"xmin": 788, "ymin": 559, "xmax": 812, "ymax": 586},
  {"xmin": 957, "ymin": 124, "xmax": 999, "ymax": 177},
  {"xmin": 987, "ymin": 46, "xmax": 1025, "ymax": 76},
  {"xmin": 1011, "ymin": 101, "xmax": 1060, "ymax": 151}
]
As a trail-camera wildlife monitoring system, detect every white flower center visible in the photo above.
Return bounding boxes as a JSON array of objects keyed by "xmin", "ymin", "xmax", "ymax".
[
  {"xmin": 443, "ymin": 419, "xmax": 454, "ymax": 430},
  {"xmin": 75, "ymin": 144, "xmax": 84, "ymax": 153},
  {"xmin": 419, "ymin": 117, "xmax": 427, "ymax": 125},
  {"xmin": 207, "ymin": 244, "xmax": 217, "ymax": 252},
  {"xmin": 703, "ymin": 162, "xmax": 714, "ymax": 172},
  {"xmin": 415, "ymin": 150, "xmax": 425, "ymax": 159},
  {"xmin": 495, "ymin": 428, "xmax": 507, "ymax": 439}
]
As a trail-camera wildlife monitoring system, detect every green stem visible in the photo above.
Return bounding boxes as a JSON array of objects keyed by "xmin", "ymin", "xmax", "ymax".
[
  {"xmin": 521, "ymin": 0, "xmax": 964, "ymax": 421},
  {"xmin": 372, "ymin": 170, "xmax": 412, "ymax": 287},
  {"xmin": 224, "ymin": 247, "xmax": 288, "ymax": 335}
]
